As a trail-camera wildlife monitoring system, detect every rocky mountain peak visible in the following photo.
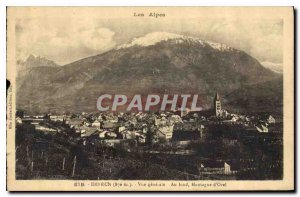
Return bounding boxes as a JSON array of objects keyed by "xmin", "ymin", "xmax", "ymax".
[{"xmin": 18, "ymin": 54, "xmax": 59, "ymax": 68}]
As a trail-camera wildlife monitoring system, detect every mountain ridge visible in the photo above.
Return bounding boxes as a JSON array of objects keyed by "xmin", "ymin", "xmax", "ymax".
[
  {"xmin": 16, "ymin": 32, "xmax": 282, "ymax": 114},
  {"xmin": 116, "ymin": 32, "xmax": 233, "ymax": 52}
]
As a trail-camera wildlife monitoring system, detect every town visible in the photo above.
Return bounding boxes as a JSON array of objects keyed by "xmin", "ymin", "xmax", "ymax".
[{"xmin": 15, "ymin": 93, "xmax": 283, "ymax": 180}]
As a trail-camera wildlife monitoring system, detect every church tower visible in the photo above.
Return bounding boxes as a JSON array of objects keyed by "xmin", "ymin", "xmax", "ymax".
[{"xmin": 214, "ymin": 92, "xmax": 222, "ymax": 117}]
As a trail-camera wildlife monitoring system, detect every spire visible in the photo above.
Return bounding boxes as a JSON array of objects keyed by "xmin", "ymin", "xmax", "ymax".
[{"xmin": 214, "ymin": 92, "xmax": 220, "ymax": 101}]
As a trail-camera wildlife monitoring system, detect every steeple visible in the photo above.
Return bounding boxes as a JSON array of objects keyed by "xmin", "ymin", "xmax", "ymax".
[
  {"xmin": 214, "ymin": 92, "xmax": 222, "ymax": 116},
  {"xmin": 214, "ymin": 92, "xmax": 220, "ymax": 101}
]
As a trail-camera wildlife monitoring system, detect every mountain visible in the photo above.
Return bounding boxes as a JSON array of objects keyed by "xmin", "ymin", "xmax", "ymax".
[
  {"xmin": 18, "ymin": 54, "xmax": 59, "ymax": 68},
  {"xmin": 261, "ymin": 61, "xmax": 283, "ymax": 73},
  {"xmin": 16, "ymin": 55, "xmax": 59, "ymax": 90},
  {"xmin": 16, "ymin": 32, "xmax": 282, "ymax": 114},
  {"xmin": 224, "ymin": 77, "xmax": 283, "ymax": 115}
]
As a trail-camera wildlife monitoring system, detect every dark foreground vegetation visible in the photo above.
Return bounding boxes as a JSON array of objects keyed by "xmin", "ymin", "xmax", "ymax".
[{"xmin": 15, "ymin": 123, "xmax": 283, "ymax": 180}]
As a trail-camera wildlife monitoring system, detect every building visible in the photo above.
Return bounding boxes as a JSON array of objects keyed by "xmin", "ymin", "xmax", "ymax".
[
  {"xmin": 214, "ymin": 92, "xmax": 222, "ymax": 117},
  {"xmin": 68, "ymin": 118, "xmax": 83, "ymax": 129},
  {"xmin": 154, "ymin": 116, "xmax": 168, "ymax": 126},
  {"xmin": 49, "ymin": 115, "xmax": 65, "ymax": 122},
  {"xmin": 78, "ymin": 126, "xmax": 98, "ymax": 138},
  {"xmin": 84, "ymin": 120, "xmax": 92, "ymax": 127},
  {"xmin": 135, "ymin": 133, "xmax": 146, "ymax": 143},
  {"xmin": 157, "ymin": 125, "xmax": 174, "ymax": 140},
  {"xmin": 21, "ymin": 118, "xmax": 44, "ymax": 124},
  {"xmin": 16, "ymin": 117, "xmax": 22, "ymax": 124},
  {"xmin": 198, "ymin": 161, "xmax": 233, "ymax": 175},
  {"xmin": 103, "ymin": 139, "xmax": 132, "ymax": 147},
  {"xmin": 224, "ymin": 162, "xmax": 231, "ymax": 175},
  {"xmin": 118, "ymin": 126, "xmax": 126, "ymax": 132},
  {"xmin": 91, "ymin": 119, "xmax": 101, "ymax": 127},
  {"xmin": 35, "ymin": 125, "xmax": 57, "ymax": 132},
  {"xmin": 169, "ymin": 115, "xmax": 183, "ymax": 124},
  {"xmin": 99, "ymin": 130, "xmax": 118, "ymax": 139},
  {"xmin": 256, "ymin": 124, "xmax": 269, "ymax": 133},
  {"xmin": 267, "ymin": 115, "xmax": 276, "ymax": 124},
  {"xmin": 102, "ymin": 121, "xmax": 115, "ymax": 130},
  {"xmin": 119, "ymin": 130, "xmax": 134, "ymax": 139}
]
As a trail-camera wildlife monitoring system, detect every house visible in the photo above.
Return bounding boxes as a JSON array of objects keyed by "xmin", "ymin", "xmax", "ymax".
[
  {"xmin": 188, "ymin": 117, "xmax": 196, "ymax": 122},
  {"xmin": 16, "ymin": 117, "xmax": 22, "ymax": 124},
  {"xmin": 136, "ymin": 133, "xmax": 146, "ymax": 143},
  {"xmin": 198, "ymin": 161, "xmax": 233, "ymax": 175},
  {"xmin": 120, "ymin": 130, "xmax": 135, "ymax": 140},
  {"xmin": 97, "ymin": 115, "xmax": 104, "ymax": 121},
  {"xmin": 91, "ymin": 119, "xmax": 101, "ymax": 127},
  {"xmin": 83, "ymin": 120, "xmax": 91, "ymax": 127},
  {"xmin": 245, "ymin": 117, "xmax": 251, "ymax": 122},
  {"xmin": 124, "ymin": 120, "xmax": 137, "ymax": 127},
  {"xmin": 224, "ymin": 162, "xmax": 231, "ymax": 174},
  {"xmin": 135, "ymin": 112, "xmax": 146, "ymax": 120},
  {"xmin": 78, "ymin": 126, "xmax": 98, "ymax": 138},
  {"xmin": 85, "ymin": 129, "xmax": 99, "ymax": 138},
  {"xmin": 68, "ymin": 118, "xmax": 83, "ymax": 129},
  {"xmin": 142, "ymin": 126, "xmax": 148, "ymax": 134},
  {"xmin": 99, "ymin": 130, "xmax": 117, "ymax": 139},
  {"xmin": 102, "ymin": 121, "xmax": 115, "ymax": 130},
  {"xmin": 267, "ymin": 115, "xmax": 276, "ymax": 124},
  {"xmin": 35, "ymin": 125, "xmax": 57, "ymax": 132},
  {"xmin": 230, "ymin": 116, "xmax": 239, "ymax": 122},
  {"xmin": 103, "ymin": 139, "xmax": 123, "ymax": 147},
  {"xmin": 256, "ymin": 124, "xmax": 268, "ymax": 133},
  {"xmin": 30, "ymin": 121, "xmax": 40, "ymax": 125},
  {"xmin": 49, "ymin": 115, "xmax": 57, "ymax": 121},
  {"xmin": 34, "ymin": 115, "xmax": 44, "ymax": 119},
  {"xmin": 50, "ymin": 115, "xmax": 65, "ymax": 122},
  {"xmin": 99, "ymin": 131, "xmax": 108, "ymax": 139},
  {"xmin": 105, "ymin": 114, "xmax": 118, "ymax": 123},
  {"xmin": 157, "ymin": 125, "xmax": 174, "ymax": 140},
  {"xmin": 155, "ymin": 116, "xmax": 168, "ymax": 126},
  {"xmin": 168, "ymin": 115, "xmax": 183, "ymax": 124},
  {"xmin": 118, "ymin": 126, "xmax": 126, "ymax": 132},
  {"xmin": 106, "ymin": 131, "xmax": 118, "ymax": 139}
]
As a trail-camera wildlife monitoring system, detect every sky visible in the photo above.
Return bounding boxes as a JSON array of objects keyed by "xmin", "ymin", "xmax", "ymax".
[{"xmin": 15, "ymin": 17, "xmax": 283, "ymax": 69}]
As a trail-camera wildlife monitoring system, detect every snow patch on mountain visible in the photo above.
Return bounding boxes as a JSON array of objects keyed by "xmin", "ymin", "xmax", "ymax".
[
  {"xmin": 116, "ymin": 32, "xmax": 233, "ymax": 52},
  {"xmin": 206, "ymin": 41, "xmax": 233, "ymax": 51},
  {"xmin": 117, "ymin": 32, "xmax": 185, "ymax": 48}
]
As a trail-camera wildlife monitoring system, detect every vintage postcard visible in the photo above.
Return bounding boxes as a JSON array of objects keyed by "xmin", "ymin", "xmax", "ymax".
[{"xmin": 6, "ymin": 7, "xmax": 294, "ymax": 191}]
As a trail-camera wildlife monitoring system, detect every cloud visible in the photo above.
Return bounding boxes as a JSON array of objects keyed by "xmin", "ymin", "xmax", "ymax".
[
  {"xmin": 15, "ymin": 17, "xmax": 283, "ymax": 66},
  {"xmin": 16, "ymin": 18, "xmax": 116, "ymax": 64},
  {"xmin": 185, "ymin": 19, "xmax": 283, "ymax": 63}
]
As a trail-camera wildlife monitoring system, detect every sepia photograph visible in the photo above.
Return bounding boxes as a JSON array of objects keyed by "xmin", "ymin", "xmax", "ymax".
[{"xmin": 6, "ymin": 6, "xmax": 294, "ymax": 191}]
